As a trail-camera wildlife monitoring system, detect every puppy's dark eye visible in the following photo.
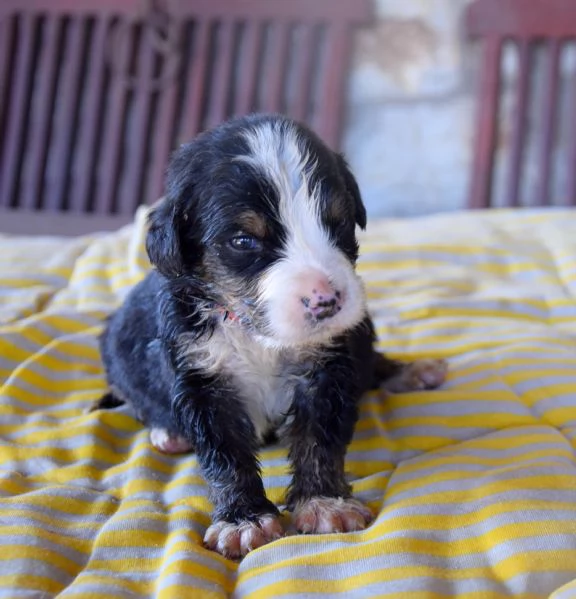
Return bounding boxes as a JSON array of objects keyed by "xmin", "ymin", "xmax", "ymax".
[{"xmin": 229, "ymin": 235, "xmax": 262, "ymax": 251}]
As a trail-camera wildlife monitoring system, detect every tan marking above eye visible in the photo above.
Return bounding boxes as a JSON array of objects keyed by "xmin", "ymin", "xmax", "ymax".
[
  {"xmin": 327, "ymin": 196, "xmax": 350, "ymax": 224},
  {"xmin": 236, "ymin": 211, "xmax": 268, "ymax": 238}
]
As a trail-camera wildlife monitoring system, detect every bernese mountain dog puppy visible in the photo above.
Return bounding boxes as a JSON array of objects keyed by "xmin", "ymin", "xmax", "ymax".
[{"xmin": 97, "ymin": 114, "xmax": 447, "ymax": 558}]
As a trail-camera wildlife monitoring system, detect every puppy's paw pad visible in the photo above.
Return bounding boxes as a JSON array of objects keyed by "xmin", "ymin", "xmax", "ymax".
[
  {"xmin": 204, "ymin": 516, "xmax": 284, "ymax": 559},
  {"xmin": 293, "ymin": 497, "xmax": 372, "ymax": 535},
  {"xmin": 385, "ymin": 359, "xmax": 448, "ymax": 393},
  {"xmin": 408, "ymin": 358, "xmax": 448, "ymax": 389},
  {"xmin": 150, "ymin": 428, "xmax": 193, "ymax": 454}
]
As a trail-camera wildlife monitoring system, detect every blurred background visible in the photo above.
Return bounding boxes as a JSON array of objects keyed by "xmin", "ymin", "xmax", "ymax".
[{"xmin": 0, "ymin": 0, "xmax": 574, "ymax": 234}]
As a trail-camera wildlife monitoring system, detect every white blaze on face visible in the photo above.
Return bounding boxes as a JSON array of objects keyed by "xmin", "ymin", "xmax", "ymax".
[{"xmin": 240, "ymin": 121, "xmax": 366, "ymax": 348}]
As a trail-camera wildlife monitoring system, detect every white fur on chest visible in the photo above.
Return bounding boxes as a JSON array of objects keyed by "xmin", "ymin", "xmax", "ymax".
[{"xmin": 180, "ymin": 323, "xmax": 304, "ymax": 441}]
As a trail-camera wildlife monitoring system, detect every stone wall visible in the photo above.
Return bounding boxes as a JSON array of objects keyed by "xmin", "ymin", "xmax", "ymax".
[{"xmin": 343, "ymin": 0, "xmax": 475, "ymax": 217}]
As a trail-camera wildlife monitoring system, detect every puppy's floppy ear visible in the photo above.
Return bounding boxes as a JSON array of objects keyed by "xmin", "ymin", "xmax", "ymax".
[
  {"xmin": 334, "ymin": 153, "xmax": 367, "ymax": 230},
  {"xmin": 146, "ymin": 142, "xmax": 200, "ymax": 278},
  {"xmin": 145, "ymin": 198, "xmax": 184, "ymax": 278}
]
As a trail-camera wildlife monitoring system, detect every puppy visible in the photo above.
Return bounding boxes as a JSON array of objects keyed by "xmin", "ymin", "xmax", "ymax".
[{"xmin": 98, "ymin": 114, "xmax": 447, "ymax": 558}]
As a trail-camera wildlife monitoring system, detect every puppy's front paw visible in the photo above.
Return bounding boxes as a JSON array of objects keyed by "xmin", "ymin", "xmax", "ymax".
[
  {"xmin": 204, "ymin": 515, "xmax": 284, "ymax": 559},
  {"xmin": 293, "ymin": 497, "xmax": 372, "ymax": 535},
  {"xmin": 149, "ymin": 428, "xmax": 194, "ymax": 454},
  {"xmin": 384, "ymin": 358, "xmax": 448, "ymax": 393}
]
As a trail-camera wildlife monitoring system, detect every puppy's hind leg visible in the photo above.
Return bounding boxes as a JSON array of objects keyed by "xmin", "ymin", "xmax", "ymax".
[{"xmin": 375, "ymin": 353, "xmax": 447, "ymax": 393}]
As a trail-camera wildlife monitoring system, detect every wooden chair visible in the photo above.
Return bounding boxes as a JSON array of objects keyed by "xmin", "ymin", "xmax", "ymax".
[
  {"xmin": 0, "ymin": 0, "xmax": 371, "ymax": 232},
  {"xmin": 466, "ymin": 0, "xmax": 576, "ymax": 208}
]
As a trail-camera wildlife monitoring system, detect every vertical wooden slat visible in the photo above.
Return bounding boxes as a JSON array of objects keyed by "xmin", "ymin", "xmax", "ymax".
[
  {"xmin": 122, "ymin": 27, "xmax": 156, "ymax": 214},
  {"xmin": 0, "ymin": 16, "xmax": 16, "ymax": 143},
  {"xmin": 72, "ymin": 16, "xmax": 109, "ymax": 212},
  {"xmin": 49, "ymin": 17, "xmax": 85, "ymax": 211},
  {"xmin": 263, "ymin": 20, "xmax": 290, "ymax": 113},
  {"xmin": 315, "ymin": 22, "xmax": 349, "ymax": 148},
  {"xmin": 180, "ymin": 19, "xmax": 211, "ymax": 141},
  {"xmin": 206, "ymin": 19, "xmax": 235, "ymax": 129},
  {"xmin": 93, "ymin": 20, "xmax": 132, "ymax": 215},
  {"xmin": 0, "ymin": 13, "xmax": 35, "ymax": 209},
  {"xmin": 534, "ymin": 39, "xmax": 561, "ymax": 206},
  {"xmin": 469, "ymin": 37, "xmax": 503, "ymax": 209},
  {"xmin": 147, "ymin": 23, "xmax": 182, "ymax": 204},
  {"xmin": 234, "ymin": 20, "xmax": 262, "ymax": 116},
  {"xmin": 565, "ymin": 49, "xmax": 576, "ymax": 205},
  {"xmin": 291, "ymin": 23, "xmax": 316, "ymax": 122},
  {"xmin": 23, "ymin": 15, "xmax": 63, "ymax": 210},
  {"xmin": 505, "ymin": 40, "xmax": 532, "ymax": 208}
]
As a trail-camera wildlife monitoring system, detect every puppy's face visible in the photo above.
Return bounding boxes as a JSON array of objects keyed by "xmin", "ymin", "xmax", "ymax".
[{"xmin": 147, "ymin": 115, "xmax": 367, "ymax": 348}]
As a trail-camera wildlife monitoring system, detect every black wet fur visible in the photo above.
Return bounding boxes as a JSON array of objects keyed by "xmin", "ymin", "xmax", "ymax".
[{"xmin": 99, "ymin": 114, "xmax": 407, "ymax": 527}]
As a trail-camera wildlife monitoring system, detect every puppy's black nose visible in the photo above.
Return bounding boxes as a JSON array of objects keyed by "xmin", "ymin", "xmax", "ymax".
[{"xmin": 301, "ymin": 289, "xmax": 343, "ymax": 320}]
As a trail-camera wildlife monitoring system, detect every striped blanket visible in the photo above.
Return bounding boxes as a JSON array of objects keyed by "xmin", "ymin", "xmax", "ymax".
[{"xmin": 1, "ymin": 208, "xmax": 576, "ymax": 598}]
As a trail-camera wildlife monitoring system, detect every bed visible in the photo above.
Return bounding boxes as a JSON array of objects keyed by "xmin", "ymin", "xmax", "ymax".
[{"xmin": 1, "ymin": 206, "xmax": 576, "ymax": 597}]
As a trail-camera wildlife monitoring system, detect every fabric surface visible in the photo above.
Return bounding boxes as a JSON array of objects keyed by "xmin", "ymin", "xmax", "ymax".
[{"xmin": 1, "ymin": 208, "xmax": 576, "ymax": 598}]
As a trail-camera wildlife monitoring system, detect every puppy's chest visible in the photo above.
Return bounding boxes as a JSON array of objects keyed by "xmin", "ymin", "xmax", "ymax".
[{"xmin": 179, "ymin": 325, "xmax": 307, "ymax": 439}]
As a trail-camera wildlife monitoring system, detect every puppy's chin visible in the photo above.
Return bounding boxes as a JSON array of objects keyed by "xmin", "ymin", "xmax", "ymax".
[{"xmin": 255, "ymin": 257, "xmax": 367, "ymax": 350}]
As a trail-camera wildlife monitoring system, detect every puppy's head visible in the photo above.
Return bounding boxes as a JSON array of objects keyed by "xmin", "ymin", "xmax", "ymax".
[{"xmin": 146, "ymin": 114, "xmax": 367, "ymax": 348}]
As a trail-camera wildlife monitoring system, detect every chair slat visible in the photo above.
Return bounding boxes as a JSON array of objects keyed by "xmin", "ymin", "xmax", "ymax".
[
  {"xmin": 93, "ymin": 20, "xmax": 132, "ymax": 215},
  {"xmin": 291, "ymin": 23, "xmax": 316, "ymax": 122},
  {"xmin": 206, "ymin": 19, "xmax": 235, "ymax": 129},
  {"xmin": 72, "ymin": 16, "xmax": 109, "ymax": 212},
  {"xmin": 180, "ymin": 19, "xmax": 211, "ymax": 142},
  {"xmin": 505, "ymin": 40, "xmax": 532, "ymax": 208},
  {"xmin": 469, "ymin": 36, "xmax": 502, "ymax": 209},
  {"xmin": 565, "ymin": 58, "xmax": 576, "ymax": 205},
  {"xmin": 467, "ymin": 0, "xmax": 576, "ymax": 208},
  {"xmin": 0, "ymin": 14, "xmax": 35, "ymax": 208},
  {"xmin": 263, "ymin": 21, "xmax": 290, "ymax": 113},
  {"xmin": 1, "ymin": 1, "xmax": 366, "ymax": 226},
  {"xmin": 534, "ymin": 39, "xmax": 561, "ymax": 206},
  {"xmin": 123, "ymin": 27, "xmax": 156, "ymax": 214},
  {"xmin": 148, "ymin": 23, "xmax": 183, "ymax": 204},
  {"xmin": 0, "ymin": 16, "xmax": 16, "ymax": 144},
  {"xmin": 234, "ymin": 20, "xmax": 262, "ymax": 116},
  {"xmin": 50, "ymin": 16, "xmax": 85, "ymax": 211},
  {"xmin": 23, "ymin": 15, "xmax": 63, "ymax": 210},
  {"xmin": 315, "ymin": 22, "xmax": 349, "ymax": 149}
]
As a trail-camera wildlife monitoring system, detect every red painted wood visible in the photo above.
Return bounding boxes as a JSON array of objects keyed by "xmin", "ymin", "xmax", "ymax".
[
  {"xmin": 148, "ymin": 23, "xmax": 183, "ymax": 205},
  {"xmin": 291, "ymin": 23, "xmax": 316, "ymax": 123},
  {"xmin": 534, "ymin": 39, "xmax": 561, "ymax": 206},
  {"xmin": 467, "ymin": 0, "xmax": 576, "ymax": 208},
  {"xmin": 71, "ymin": 15, "xmax": 109, "ymax": 212},
  {"xmin": 0, "ymin": 0, "xmax": 371, "ymax": 23},
  {"xmin": 566, "ymin": 69, "xmax": 576, "ymax": 206},
  {"xmin": 263, "ymin": 21, "xmax": 291, "ymax": 114},
  {"xmin": 234, "ymin": 20, "xmax": 262, "ymax": 116},
  {"xmin": 505, "ymin": 41, "xmax": 532, "ymax": 208},
  {"xmin": 123, "ymin": 26, "xmax": 156, "ymax": 214},
  {"xmin": 180, "ymin": 19, "xmax": 211, "ymax": 142},
  {"xmin": 0, "ymin": 16, "xmax": 15, "ymax": 145},
  {"xmin": 468, "ymin": 36, "xmax": 502, "ymax": 210},
  {"xmin": 1, "ymin": 0, "xmax": 371, "ymax": 222},
  {"xmin": 206, "ymin": 19, "xmax": 236, "ymax": 129},
  {"xmin": 467, "ymin": 0, "xmax": 576, "ymax": 38},
  {"xmin": 317, "ymin": 22, "xmax": 350, "ymax": 149},
  {"xmin": 50, "ymin": 16, "xmax": 86, "ymax": 211},
  {"xmin": 0, "ymin": 13, "xmax": 35, "ymax": 209},
  {"xmin": 93, "ymin": 19, "xmax": 132, "ymax": 215},
  {"xmin": 22, "ymin": 14, "xmax": 62, "ymax": 210}
]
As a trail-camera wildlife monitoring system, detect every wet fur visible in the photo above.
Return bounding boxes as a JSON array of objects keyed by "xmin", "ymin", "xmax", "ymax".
[{"xmin": 98, "ymin": 114, "xmax": 443, "ymax": 556}]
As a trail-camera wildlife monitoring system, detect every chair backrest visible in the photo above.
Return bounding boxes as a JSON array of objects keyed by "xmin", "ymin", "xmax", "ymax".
[
  {"xmin": 466, "ymin": 0, "xmax": 576, "ymax": 208},
  {"xmin": 0, "ymin": 0, "xmax": 371, "ymax": 219}
]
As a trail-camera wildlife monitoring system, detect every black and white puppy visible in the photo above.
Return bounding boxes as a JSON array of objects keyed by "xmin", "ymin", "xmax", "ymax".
[{"xmin": 98, "ymin": 114, "xmax": 447, "ymax": 558}]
